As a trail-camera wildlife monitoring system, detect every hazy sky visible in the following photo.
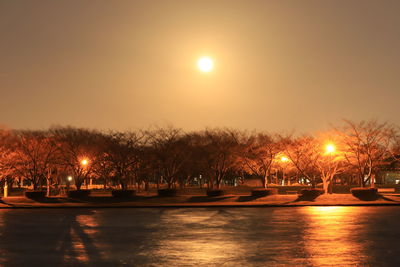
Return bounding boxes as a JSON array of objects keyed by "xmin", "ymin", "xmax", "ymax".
[{"xmin": 1, "ymin": 0, "xmax": 400, "ymax": 133}]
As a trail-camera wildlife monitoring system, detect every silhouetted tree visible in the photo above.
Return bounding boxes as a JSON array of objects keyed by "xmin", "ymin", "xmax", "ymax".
[
  {"xmin": 197, "ymin": 129, "xmax": 240, "ymax": 189},
  {"xmin": 99, "ymin": 131, "xmax": 143, "ymax": 190},
  {"xmin": 145, "ymin": 127, "xmax": 190, "ymax": 189},
  {"xmin": 239, "ymin": 132, "xmax": 281, "ymax": 188}
]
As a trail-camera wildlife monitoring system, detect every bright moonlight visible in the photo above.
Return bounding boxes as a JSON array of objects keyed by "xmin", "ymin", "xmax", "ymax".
[{"xmin": 197, "ymin": 57, "xmax": 214, "ymax": 72}]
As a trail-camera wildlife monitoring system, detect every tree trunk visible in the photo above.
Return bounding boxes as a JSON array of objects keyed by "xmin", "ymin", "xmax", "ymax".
[
  {"xmin": 121, "ymin": 180, "xmax": 126, "ymax": 190},
  {"xmin": 46, "ymin": 178, "xmax": 50, "ymax": 197},
  {"xmin": 103, "ymin": 178, "xmax": 107, "ymax": 190},
  {"xmin": 328, "ymin": 177, "xmax": 334, "ymax": 194},
  {"xmin": 323, "ymin": 180, "xmax": 329, "ymax": 194},
  {"xmin": 76, "ymin": 179, "xmax": 82, "ymax": 190},
  {"xmin": 33, "ymin": 180, "xmax": 38, "ymax": 191},
  {"xmin": 263, "ymin": 174, "xmax": 268, "ymax": 189},
  {"xmin": 216, "ymin": 178, "xmax": 221, "ymax": 190}
]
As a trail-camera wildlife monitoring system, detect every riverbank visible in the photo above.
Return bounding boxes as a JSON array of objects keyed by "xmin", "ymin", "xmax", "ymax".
[{"xmin": 1, "ymin": 193, "xmax": 400, "ymax": 208}]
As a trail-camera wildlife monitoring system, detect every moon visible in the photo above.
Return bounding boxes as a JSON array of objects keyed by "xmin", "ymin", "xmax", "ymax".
[{"xmin": 197, "ymin": 57, "xmax": 214, "ymax": 72}]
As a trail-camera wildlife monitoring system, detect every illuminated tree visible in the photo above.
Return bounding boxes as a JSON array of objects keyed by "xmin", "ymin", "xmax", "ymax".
[
  {"xmin": 335, "ymin": 120, "xmax": 395, "ymax": 187},
  {"xmin": 13, "ymin": 130, "xmax": 60, "ymax": 193},
  {"xmin": 0, "ymin": 129, "xmax": 17, "ymax": 189},
  {"xmin": 282, "ymin": 135, "xmax": 320, "ymax": 187},
  {"xmin": 52, "ymin": 127, "xmax": 103, "ymax": 190},
  {"xmin": 314, "ymin": 137, "xmax": 343, "ymax": 194}
]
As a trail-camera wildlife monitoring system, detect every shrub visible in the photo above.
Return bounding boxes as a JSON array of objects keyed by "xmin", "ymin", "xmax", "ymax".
[
  {"xmin": 67, "ymin": 190, "xmax": 91, "ymax": 198},
  {"xmin": 111, "ymin": 190, "xmax": 135, "ymax": 198},
  {"xmin": 157, "ymin": 189, "xmax": 177, "ymax": 197},
  {"xmin": 25, "ymin": 191, "xmax": 46, "ymax": 199},
  {"xmin": 351, "ymin": 188, "xmax": 379, "ymax": 201},
  {"xmin": 298, "ymin": 188, "xmax": 324, "ymax": 201},
  {"xmin": 207, "ymin": 190, "xmax": 224, "ymax": 197},
  {"xmin": 251, "ymin": 188, "xmax": 278, "ymax": 197},
  {"xmin": 276, "ymin": 186, "xmax": 310, "ymax": 194}
]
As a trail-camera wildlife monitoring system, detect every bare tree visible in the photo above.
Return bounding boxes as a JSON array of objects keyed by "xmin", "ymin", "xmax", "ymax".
[
  {"xmin": 52, "ymin": 127, "xmax": 103, "ymax": 190},
  {"xmin": 239, "ymin": 132, "xmax": 281, "ymax": 188},
  {"xmin": 282, "ymin": 135, "xmax": 320, "ymax": 188},
  {"xmin": 13, "ymin": 130, "xmax": 60, "ymax": 193},
  {"xmin": 145, "ymin": 126, "xmax": 189, "ymax": 189},
  {"xmin": 197, "ymin": 129, "xmax": 240, "ymax": 190},
  {"xmin": 314, "ymin": 133, "xmax": 344, "ymax": 194},
  {"xmin": 100, "ymin": 131, "xmax": 143, "ymax": 190},
  {"xmin": 335, "ymin": 120, "xmax": 395, "ymax": 187},
  {"xmin": 0, "ymin": 129, "xmax": 18, "ymax": 190}
]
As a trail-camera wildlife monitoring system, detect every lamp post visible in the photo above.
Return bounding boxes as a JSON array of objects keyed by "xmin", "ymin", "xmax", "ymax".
[
  {"xmin": 324, "ymin": 143, "xmax": 336, "ymax": 193},
  {"xmin": 81, "ymin": 159, "xmax": 89, "ymax": 166},
  {"xmin": 280, "ymin": 156, "xmax": 289, "ymax": 185},
  {"xmin": 80, "ymin": 158, "xmax": 89, "ymax": 189},
  {"xmin": 67, "ymin": 176, "xmax": 73, "ymax": 190}
]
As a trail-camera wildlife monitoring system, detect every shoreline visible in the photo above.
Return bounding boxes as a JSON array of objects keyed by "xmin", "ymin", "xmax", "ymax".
[{"xmin": 1, "ymin": 194, "xmax": 400, "ymax": 209}]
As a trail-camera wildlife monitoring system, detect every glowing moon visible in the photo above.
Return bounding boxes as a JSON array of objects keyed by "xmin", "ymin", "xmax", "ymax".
[{"xmin": 197, "ymin": 57, "xmax": 214, "ymax": 72}]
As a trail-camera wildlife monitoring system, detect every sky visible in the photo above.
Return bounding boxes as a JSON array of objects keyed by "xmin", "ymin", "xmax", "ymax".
[{"xmin": 1, "ymin": 0, "xmax": 400, "ymax": 133}]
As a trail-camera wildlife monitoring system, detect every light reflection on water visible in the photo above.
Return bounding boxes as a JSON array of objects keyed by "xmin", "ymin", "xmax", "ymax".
[
  {"xmin": 151, "ymin": 209, "xmax": 242, "ymax": 265},
  {"xmin": 0, "ymin": 207, "xmax": 400, "ymax": 266},
  {"xmin": 301, "ymin": 207, "xmax": 367, "ymax": 266}
]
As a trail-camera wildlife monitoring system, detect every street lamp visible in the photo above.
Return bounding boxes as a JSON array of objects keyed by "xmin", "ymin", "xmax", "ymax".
[
  {"xmin": 80, "ymin": 158, "xmax": 90, "ymax": 189},
  {"xmin": 325, "ymin": 143, "xmax": 336, "ymax": 154},
  {"xmin": 280, "ymin": 156, "xmax": 289, "ymax": 163},
  {"xmin": 279, "ymin": 155, "xmax": 289, "ymax": 185},
  {"xmin": 66, "ymin": 176, "xmax": 73, "ymax": 190},
  {"xmin": 81, "ymin": 159, "xmax": 89, "ymax": 166}
]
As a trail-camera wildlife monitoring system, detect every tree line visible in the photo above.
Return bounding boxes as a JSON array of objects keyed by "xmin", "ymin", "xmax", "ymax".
[{"xmin": 0, "ymin": 120, "xmax": 399, "ymax": 195}]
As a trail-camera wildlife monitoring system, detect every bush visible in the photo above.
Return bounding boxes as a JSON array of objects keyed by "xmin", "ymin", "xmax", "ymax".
[
  {"xmin": 251, "ymin": 188, "xmax": 278, "ymax": 197},
  {"xmin": 298, "ymin": 188, "xmax": 324, "ymax": 201},
  {"xmin": 111, "ymin": 190, "xmax": 135, "ymax": 198},
  {"xmin": 25, "ymin": 191, "xmax": 46, "ymax": 199},
  {"xmin": 67, "ymin": 190, "xmax": 91, "ymax": 198},
  {"xmin": 275, "ymin": 186, "xmax": 310, "ymax": 194},
  {"xmin": 207, "ymin": 190, "xmax": 224, "ymax": 197},
  {"xmin": 351, "ymin": 188, "xmax": 379, "ymax": 201},
  {"xmin": 157, "ymin": 189, "xmax": 177, "ymax": 197}
]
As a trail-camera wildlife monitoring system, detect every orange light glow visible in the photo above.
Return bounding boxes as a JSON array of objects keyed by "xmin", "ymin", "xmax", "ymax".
[
  {"xmin": 280, "ymin": 156, "xmax": 289, "ymax": 162},
  {"xmin": 81, "ymin": 159, "xmax": 89, "ymax": 166},
  {"xmin": 325, "ymin": 143, "xmax": 336, "ymax": 154}
]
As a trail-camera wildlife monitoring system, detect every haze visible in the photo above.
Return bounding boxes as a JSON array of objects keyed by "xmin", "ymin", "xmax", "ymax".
[{"xmin": 1, "ymin": 0, "xmax": 400, "ymax": 133}]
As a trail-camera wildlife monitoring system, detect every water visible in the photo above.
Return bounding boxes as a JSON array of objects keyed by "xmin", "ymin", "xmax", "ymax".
[{"xmin": 0, "ymin": 207, "xmax": 400, "ymax": 266}]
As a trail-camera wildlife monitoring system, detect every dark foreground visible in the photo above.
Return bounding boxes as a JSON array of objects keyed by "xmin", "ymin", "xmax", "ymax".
[{"xmin": 1, "ymin": 207, "xmax": 400, "ymax": 266}]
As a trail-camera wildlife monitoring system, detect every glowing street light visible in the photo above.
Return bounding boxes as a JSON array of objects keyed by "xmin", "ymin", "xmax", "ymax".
[
  {"xmin": 67, "ymin": 176, "xmax": 73, "ymax": 182},
  {"xmin": 280, "ymin": 156, "xmax": 289, "ymax": 163},
  {"xmin": 81, "ymin": 159, "xmax": 89, "ymax": 166},
  {"xmin": 325, "ymin": 144, "xmax": 336, "ymax": 154}
]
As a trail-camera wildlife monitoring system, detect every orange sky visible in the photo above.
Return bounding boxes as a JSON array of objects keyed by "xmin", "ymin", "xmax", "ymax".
[{"xmin": 1, "ymin": 0, "xmax": 400, "ymax": 133}]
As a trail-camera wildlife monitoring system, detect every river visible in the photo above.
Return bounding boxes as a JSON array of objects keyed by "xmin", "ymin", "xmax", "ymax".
[{"xmin": 0, "ymin": 207, "xmax": 399, "ymax": 266}]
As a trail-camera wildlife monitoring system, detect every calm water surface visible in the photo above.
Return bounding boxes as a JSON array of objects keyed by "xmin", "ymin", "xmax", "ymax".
[{"xmin": 0, "ymin": 207, "xmax": 399, "ymax": 266}]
